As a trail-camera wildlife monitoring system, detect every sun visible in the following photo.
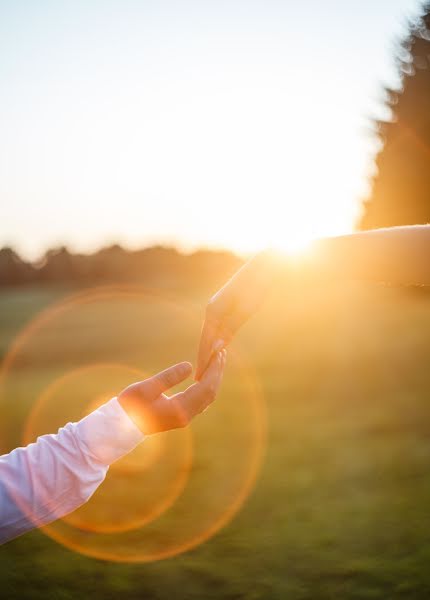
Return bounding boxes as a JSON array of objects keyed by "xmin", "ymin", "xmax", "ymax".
[
  {"xmin": 276, "ymin": 230, "xmax": 316, "ymax": 256},
  {"xmin": 263, "ymin": 207, "xmax": 353, "ymax": 259}
]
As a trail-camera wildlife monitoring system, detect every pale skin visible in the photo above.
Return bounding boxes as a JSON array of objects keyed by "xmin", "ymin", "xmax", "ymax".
[
  {"xmin": 120, "ymin": 349, "xmax": 226, "ymax": 434},
  {"xmin": 195, "ymin": 225, "xmax": 430, "ymax": 379}
]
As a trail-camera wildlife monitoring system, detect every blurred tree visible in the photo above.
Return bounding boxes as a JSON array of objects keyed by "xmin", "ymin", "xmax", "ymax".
[
  {"xmin": 0, "ymin": 242, "xmax": 241, "ymax": 290},
  {"xmin": 0, "ymin": 247, "xmax": 34, "ymax": 285},
  {"xmin": 360, "ymin": 3, "xmax": 430, "ymax": 229},
  {"xmin": 37, "ymin": 246, "xmax": 79, "ymax": 283}
]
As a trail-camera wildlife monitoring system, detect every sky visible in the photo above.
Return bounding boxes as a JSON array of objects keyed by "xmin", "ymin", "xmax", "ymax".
[{"xmin": 0, "ymin": 0, "xmax": 424, "ymax": 259}]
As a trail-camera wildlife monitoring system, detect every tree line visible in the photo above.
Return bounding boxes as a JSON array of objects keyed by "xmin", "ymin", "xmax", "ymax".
[{"xmin": 0, "ymin": 245, "xmax": 242, "ymax": 290}]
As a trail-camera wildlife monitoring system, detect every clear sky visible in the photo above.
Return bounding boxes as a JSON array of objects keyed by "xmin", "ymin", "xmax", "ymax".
[{"xmin": 0, "ymin": 0, "xmax": 423, "ymax": 259}]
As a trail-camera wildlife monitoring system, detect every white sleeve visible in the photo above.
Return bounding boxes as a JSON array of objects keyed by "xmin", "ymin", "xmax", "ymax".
[{"xmin": 0, "ymin": 397, "xmax": 144, "ymax": 544}]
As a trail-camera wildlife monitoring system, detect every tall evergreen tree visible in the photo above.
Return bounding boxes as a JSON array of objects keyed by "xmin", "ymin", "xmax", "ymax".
[{"xmin": 360, "ymin": 3, "xmax": 430, "ymax": 229}]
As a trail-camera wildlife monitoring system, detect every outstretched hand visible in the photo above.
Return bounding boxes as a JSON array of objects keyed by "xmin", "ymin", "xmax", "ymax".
[
  {"xmin": 118, "ymin": 350, "xmax": 226, "ymax": 435},
  {"xmin": 195, "ymin": 250, "xmax": 284, "ymax": 380}
]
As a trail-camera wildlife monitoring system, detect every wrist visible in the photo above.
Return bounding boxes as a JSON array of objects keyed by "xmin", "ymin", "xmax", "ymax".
[{"xmin": 76, "ymin": 397, "xmax": 144, "ymax": 465}]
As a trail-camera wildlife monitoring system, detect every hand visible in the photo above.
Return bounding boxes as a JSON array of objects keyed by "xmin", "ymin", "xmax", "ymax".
[
  {"xmin": 195, "ymin": 250, "xmax": 283, "ymax": 380},
  {"xmin": 118, "ymin": 350, "xmax": 226, "ymax": 435}
]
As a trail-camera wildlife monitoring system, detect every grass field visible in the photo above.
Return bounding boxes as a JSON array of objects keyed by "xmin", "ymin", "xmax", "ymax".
[{"xmin": 2, "ymin": 281, "xmax": 430, "ymax": 599}]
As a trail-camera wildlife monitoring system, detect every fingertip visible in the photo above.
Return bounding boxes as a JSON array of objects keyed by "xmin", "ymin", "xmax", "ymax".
[
  {"xmin": 178, "ymin": 362, "xmax": 193, "ymax": 381},
  {"xmin": 212, "ymin": 339, "xmax": 225, "ymax": 354},
  {"xmin": 218, "ymin": 349, "xmax": 226, "ymax": 365},
  {"xmin": 180, "ymin": 361, "xmax": 193, "ymax": 374}
]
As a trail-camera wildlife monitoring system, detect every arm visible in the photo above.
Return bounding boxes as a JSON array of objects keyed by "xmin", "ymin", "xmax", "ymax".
[
  {"xmin": 0, "ymin": 398, "xmax": 142, "ymax": 544},
  {"xmin": 307, "ymin": 225, "xmax": 430, "ymax": 285},
  {"xmin": 1, "ymin": 352, "xmax": 226, "ymax": 544},
  {"xmin": 196, "ymin": 224, "xmax": 430, "ymax": 378}
]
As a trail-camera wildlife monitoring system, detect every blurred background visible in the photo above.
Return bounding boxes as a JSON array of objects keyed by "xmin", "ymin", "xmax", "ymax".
[{"xmin": 2, "ymin": 0, "xmax": 430, "ymax": 598}]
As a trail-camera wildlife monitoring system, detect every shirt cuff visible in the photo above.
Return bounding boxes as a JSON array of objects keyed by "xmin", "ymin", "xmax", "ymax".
[{"xmin": 74, "ymin": 397, "xmax": 145, "ymax": 465}]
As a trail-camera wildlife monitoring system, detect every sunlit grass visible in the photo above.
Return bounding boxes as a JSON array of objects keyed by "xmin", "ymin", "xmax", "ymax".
[{"xmin": 2, "ymin": 283, "xmax": 430, "ymax": 597}]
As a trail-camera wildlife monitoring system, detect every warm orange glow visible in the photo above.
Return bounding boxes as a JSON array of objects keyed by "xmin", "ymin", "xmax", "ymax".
[
  {"xmin": 22, "ymin": 363, "xmax": 193, "ymax": 535},
  {"xmin": 0, "ymin": 285, "xmax": 267, "ymax": 563}
]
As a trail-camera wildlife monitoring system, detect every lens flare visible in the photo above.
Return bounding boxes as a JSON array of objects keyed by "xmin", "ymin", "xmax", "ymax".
[
  {"xmin": 22, "ymin": 363, "xmax": 193, "ymax": 534},
  {"xmin": 0, "ymin": 285, "xmax": 266, "ymax": 562}
]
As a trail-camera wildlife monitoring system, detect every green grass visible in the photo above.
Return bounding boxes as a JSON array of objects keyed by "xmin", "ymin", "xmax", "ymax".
[{"xmin": 2, "ymin": 281, "xmax": 430, "ymax": 598}]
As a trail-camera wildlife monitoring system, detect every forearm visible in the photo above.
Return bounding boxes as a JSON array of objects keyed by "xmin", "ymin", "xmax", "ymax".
[
  {"xmin": 197, "ymin": 226, "xmax": 430, "ymax": 378},
  {"xmin": 0, "ymin": 398, "xmax": 143, "ymax": 544},
  {"xmin": 289, "ymin": 225, "xmax": 430, "ymax": 286}
]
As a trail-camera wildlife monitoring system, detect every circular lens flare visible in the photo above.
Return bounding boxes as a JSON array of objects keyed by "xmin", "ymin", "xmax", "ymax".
[
  {"xmin": 0, "ymin": 285, "xmax": 266, "ymax": 562},
  {"xmin": 22, "ymin": 363, "xmax": 192, "ymax": 535}
]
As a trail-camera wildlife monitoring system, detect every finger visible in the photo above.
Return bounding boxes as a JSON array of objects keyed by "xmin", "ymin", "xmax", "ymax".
[
  {"xmin": 196, "ymin": 314, "xmax": 235, "ymax": 381},
  {"xmin": 200, "ymin": 348, "xmax": 226, "ymax": 396},
  {"xmin": 203, "ymin": 349, "xmax": 226, "ymax": 413},
  {"xmin": 176, "ymin": 351, "xmax": 225, "ymax": 422},
  {"xmin": 144, "ymin": 361, "xmax": 192, "ymax": 398},
  {"xmin": 195, "ymin": 315, "xmax": 222, "ymax": 381},
  {"xmin": 216, "ymin": 349, "xmax": 227, "ymax": 389}
]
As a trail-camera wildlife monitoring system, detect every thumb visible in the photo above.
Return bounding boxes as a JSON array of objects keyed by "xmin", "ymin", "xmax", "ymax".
[{"xmin": 145, "ymin": 361, "xmax": 193, "ymax": 398}]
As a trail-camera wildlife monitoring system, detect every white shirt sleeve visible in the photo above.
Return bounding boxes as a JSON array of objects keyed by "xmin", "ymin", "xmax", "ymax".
[{"xmin": 0, "ymin": 397, "xmax": 144, "ymax": 544}]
